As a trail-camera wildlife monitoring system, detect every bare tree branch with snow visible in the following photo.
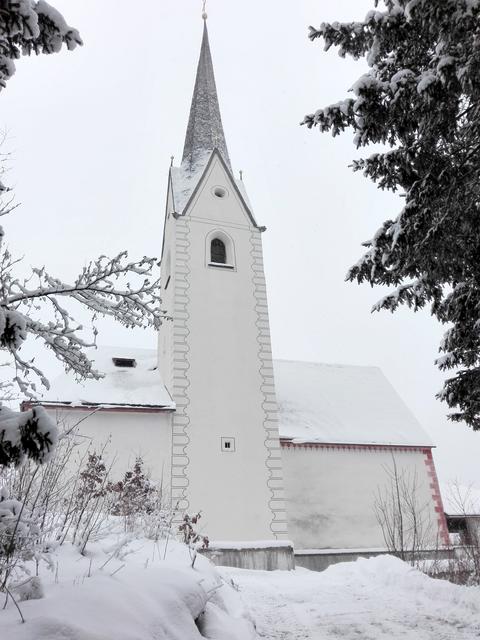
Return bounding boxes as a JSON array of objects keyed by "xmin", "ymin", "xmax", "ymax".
[
  {"xmin": 0, "ymin": 176, "xmax": 164, "ymax": 464},
  {"xmin": 0, "ymin": 0, "xmax": 84, "ymax": 468},
  {"xmin": 0, "ymin": 1, "xmax": 165, "ymax": 471},
  {"xmin": 0, "ymin": 240, "xmax": 165, "ymax": 396}
]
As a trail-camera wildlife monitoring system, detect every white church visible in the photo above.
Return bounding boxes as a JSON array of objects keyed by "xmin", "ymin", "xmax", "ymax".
[{"xmin": 30, "ymin": 18, "xmax": 449, "ymax": 569}]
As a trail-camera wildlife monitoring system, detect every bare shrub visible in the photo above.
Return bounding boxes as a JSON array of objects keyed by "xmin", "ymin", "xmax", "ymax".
[
  {"xmin": 0, "ymin": 419, "xmax": 113, "ymax": 590},
  {"xmin": 110, "ymin": 457, "xmax": 155, "ymax": 529},
  {"xmin": 178, "ymin": 512, "xmax": 209, "ymax": 568},
  {"xmin": 0, "ymin": 415, "xmax": 190, "ymax": 597},
  {"xmin": 429, "ymin": 482, "xmax": 480, "ymax": 585},
  {"xmin": 374, "ymin": 455, "xmax": 435, "ymax": 564}
]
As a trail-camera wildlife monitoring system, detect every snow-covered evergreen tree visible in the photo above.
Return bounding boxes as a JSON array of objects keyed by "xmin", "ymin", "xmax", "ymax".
[
  {"xmin": 0, "ymin": 405, "xmax": 56, "ymax": 466},
  {"xmin": 304, "ymin": 0, "xmax": 480, "ymax": 428},
  {"xmin": 0, "ymin": 0, "xmax": 82, "ymax": 91}
]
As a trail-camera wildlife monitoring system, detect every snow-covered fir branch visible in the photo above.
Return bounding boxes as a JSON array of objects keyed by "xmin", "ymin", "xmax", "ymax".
[
  {"xmin": 0, "ymin": 0, "xmax": 82, "ymax": 90},
  {"xmin": 303, "ymin": 0, "xmax": 480, "ymax": 428}
]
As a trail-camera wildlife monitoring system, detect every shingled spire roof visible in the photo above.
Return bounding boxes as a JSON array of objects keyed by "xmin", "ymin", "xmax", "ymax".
[{"xmin": 181, "ymin": 20, "xmax": 231, "ymax": 171}]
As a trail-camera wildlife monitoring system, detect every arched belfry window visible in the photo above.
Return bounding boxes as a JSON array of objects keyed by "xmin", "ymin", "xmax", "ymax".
[
  {"xmin": 206, "ymin": 230, "xmax": 235, "ymax": 270},
  {"xmin": 211, "ymin": 238, "xmax": 226, "ymax": 264}
]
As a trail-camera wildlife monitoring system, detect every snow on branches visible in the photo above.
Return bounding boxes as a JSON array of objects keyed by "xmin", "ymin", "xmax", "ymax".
[
  {"xmin": 0, "ymin": 487, "xmax": 39, "ymax": 588},
  {"xmin": 0, "ymin": 148, "xmax": 162, "ymax": 464},
  {"xmin": 0, "ymin": 238, "xmax": 164, "ymax": 397},
  {"xmin": 0, "ymin": 405, "xmax": 57, "ymax": 466},
  {"xmin": 0, "ymin": 142, "xmax": 164, "ymax": 400},
  {"xmin": 303, "ymin": 0, "xmax": 480, "ymax": 428},
  {"xmin": 0, "ymin": 144, "xmax": 162, "ymax": 470},
  {"xmin": 0, "ymin": 0, "xmax": 82, "ymax": 90}
]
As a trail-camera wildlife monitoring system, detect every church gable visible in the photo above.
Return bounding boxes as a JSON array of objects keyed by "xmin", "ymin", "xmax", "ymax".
[
  {"xmin": 171, "ymin": 150, "xmax": 260, "ymax": 230},
  {"xmin": 186, "ymin": 152, "xmax": 257, "ymax": 228}
]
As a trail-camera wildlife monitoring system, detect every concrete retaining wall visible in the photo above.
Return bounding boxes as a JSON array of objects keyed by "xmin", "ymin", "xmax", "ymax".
[
  {"xmin": 295, "ymin": 547, "xmax": 455, "ymax": 572},
  {"xmin": 201, "ymin": 545, "xmax": 295, "ymax": 571},
  {"xmin": 295, "ymin": 550, "xmax": 385, "ymax": 572}
]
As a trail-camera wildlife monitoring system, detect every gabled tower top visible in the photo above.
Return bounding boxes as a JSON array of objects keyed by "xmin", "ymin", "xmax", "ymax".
[{"xmin": 181, "ymin": 17, "xmax": 232, "ymax": 172}]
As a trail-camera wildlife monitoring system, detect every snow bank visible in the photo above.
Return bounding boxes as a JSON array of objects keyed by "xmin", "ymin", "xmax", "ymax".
[
  {"xmin": 0, "ymin": 537, "xmax": 255, "ymax": 640},
  {"xmin": 324, "ymin": 554, "xmax": 480, "ymax": 613},
  {"xmin": 222, "ymin": 554, "xmax": 480, "ymax": 639},
  {"xmin": 4, "ymin": 567, "xmax": 208, "ymax": 640}
]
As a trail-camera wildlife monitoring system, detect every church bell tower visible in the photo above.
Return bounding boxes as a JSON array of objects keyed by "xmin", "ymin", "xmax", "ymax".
[{"xmin": 158, "ymin": 15, "xmax": 287, "ymax": 541}]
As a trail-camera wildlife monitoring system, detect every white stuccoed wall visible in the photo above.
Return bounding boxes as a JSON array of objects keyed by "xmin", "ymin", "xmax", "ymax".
[
  {"xmin": 46, "ymin": 408, "xmax": 172, "ymax": 483},
  {"xmin": 158, "ymin": 153, "xmax": 287, "ymax": 541},
  {"xmin": 282, "ymin": 444, "xmax": 442, "ymax": 549}
]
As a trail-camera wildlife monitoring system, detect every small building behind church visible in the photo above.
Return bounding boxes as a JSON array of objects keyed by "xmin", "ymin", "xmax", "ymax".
[{"xmin": 25, "ymin": 17, "xmax": 449, "ymax": 568}]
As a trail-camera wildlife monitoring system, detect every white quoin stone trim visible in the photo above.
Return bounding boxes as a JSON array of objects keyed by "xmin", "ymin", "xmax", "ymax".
[
  {"xmin": 170, "ymin": 217, "xmax": 192, "ymax": 512},
  {"xmin": 250, "ymin": 229, "xmax": 288, "ymax": 539}
]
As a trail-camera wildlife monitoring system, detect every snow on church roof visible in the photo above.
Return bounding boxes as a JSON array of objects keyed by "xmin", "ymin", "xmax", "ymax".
[
  {"xmin": 170, "ymin": 151, "xmax": 210, "ymax": 214},
  {"xmin": 274, "ymin": 360, "xmax": 433, "ymax": 447},
  {"xmin": 40, "ymin": 347, "xmax": 174, "ymax": 410},
  {"xmin": 41, "ymin": 347, "xmax": 431, "ymax": 446}
]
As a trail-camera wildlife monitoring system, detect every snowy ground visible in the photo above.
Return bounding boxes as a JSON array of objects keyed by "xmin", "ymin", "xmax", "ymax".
[
  {"xmin": 0, "ymin": 536, "xmax": 256, "ymax": 640},
  {"xmin": 221, "ymin": 555, "xmax": 480, "ymax": 639},
  {"xmin": 3, "ymin": 538, "xmax": 480, "ymax": 639}
]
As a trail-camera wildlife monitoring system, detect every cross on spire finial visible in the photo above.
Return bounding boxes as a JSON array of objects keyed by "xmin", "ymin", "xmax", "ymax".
[{"xmin": 202, "ymin": 0, "xmax": 207, "ymax": 20}]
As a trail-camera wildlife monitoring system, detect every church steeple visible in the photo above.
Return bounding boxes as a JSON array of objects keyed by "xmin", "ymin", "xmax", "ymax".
[
  {"xmin": 181, "ymin": 17, "xmax": 231, "ymax": 171},
  {"xmin": 159, "ymin": 10, "xmax": 288, "ymax": 543}
]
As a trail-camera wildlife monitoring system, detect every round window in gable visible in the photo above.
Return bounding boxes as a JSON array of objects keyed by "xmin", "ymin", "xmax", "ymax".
[{"xmin": 212, "ymin": 186, "xmax": 228, "ymax": 199}]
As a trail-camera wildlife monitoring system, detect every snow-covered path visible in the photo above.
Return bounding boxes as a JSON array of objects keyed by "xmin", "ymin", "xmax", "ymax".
[{"xmin": 220, "ymin": 556, "xmax": 480, "ymax": 639}]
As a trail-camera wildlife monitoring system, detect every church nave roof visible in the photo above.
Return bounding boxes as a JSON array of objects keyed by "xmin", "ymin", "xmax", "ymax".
[{"xmin": 38, "ymin": 346, "xmax": 432, "ymax": 448}]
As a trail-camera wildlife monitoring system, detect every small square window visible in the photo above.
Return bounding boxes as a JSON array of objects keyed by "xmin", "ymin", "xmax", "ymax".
[{"xmin": 221, "ymin": 437, "xmax": 235, "ymax": 452}]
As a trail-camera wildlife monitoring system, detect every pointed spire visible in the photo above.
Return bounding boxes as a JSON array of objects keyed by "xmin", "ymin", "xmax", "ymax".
[{"xmin": 181, "ymin": 19, "xmax": 232, "ymax": 171}]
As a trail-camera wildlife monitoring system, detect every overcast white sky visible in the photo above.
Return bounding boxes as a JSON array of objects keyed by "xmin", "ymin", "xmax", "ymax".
[{"xmin": 2, "ymin": 0, "xmax": 479, "ymax": 487}]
